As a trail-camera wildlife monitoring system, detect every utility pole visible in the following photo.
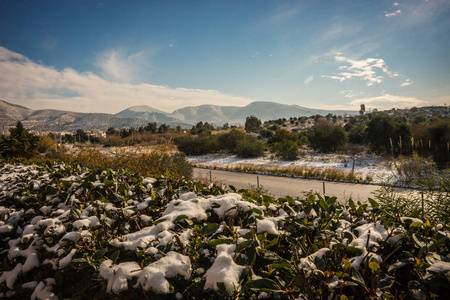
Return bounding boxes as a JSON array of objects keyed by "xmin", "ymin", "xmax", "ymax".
[{"xmin": 58, "ymin": 119, "xmax": 62, "ymax": 151}]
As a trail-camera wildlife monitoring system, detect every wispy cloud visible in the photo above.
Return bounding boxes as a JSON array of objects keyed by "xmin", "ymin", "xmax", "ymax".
[
  {"xmin": 304, "ymin": 75, "xmax": 314, "ymax": 84},
  {"xmin": 350, "ymin": 94, "xmax": 425, "ymax": 109},
  {"xmin": 0, "ymin": 47, "xmax": 255, "ymax": 114},
  {"xmin": 95, "ymin": 48, "xmax": 150, "ymax": 83},
  {"xmin": 339, "ymin": 90, "xmax": 366, "ymax": 98},
  {"xmin": 385, "ymin": 9, "xmax": 402, "ymax": 18},
  {"xmin": 322, "ymin": 53, "xmax": 399, "ymax": 86},
  {"xmin": 401, "ymin": 79, "xmax": 412, "ymax": 87}
]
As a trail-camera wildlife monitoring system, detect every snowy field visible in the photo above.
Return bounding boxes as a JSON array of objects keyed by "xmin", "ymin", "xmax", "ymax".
[{"xmin": 187, "ymin": 152, "xmax": 397, "ymax": 184}]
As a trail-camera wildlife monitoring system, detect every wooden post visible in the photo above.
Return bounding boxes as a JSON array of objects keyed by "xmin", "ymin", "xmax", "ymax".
[
  {"xmin": 209, "ymin": 170, "xmax": 212, "ymax": 183},
  {"xmin": 323, "ymin": 182, "xmax": 326, "ymax": 195},
  {"xmin": 257, "ymin": 176, "xmax": 260, "ymax": 189}
]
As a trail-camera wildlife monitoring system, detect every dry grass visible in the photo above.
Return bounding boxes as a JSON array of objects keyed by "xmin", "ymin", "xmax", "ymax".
[
  {"xmin": 194, "ymin": 162, "xmax": 369, "ymax": 182},
  {"xmin": 39, "ymin": 147, "xmax": 193, "ymax": 179}
]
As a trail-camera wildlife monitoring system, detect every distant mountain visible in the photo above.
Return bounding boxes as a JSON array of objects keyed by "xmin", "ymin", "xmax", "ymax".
[
  {"xmin": 0, "ymin": 100, "xmax": 151, "ymax": 132},
  {"xmin": 1, "ymin": 99, "xmax": 357, "ymax": 132},
  {"xmin": 117, "ymin": 101, "xmax": 357, "ymax": 126}
]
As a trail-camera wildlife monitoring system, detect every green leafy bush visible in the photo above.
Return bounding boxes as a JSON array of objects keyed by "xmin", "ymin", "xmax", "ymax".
[{"xmin": 1, "ymin": 162, "xmax": 449, "ymax": 299}]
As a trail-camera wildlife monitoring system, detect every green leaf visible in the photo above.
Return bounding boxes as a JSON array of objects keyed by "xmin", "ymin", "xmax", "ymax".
[
  {"xmin": 270, "ymin": 260, "xmax": 291, "ymax": 269},
  {"xmin": 93, "ymin": 248, "xmax": 107, "ymax": 260},
  {"xmin": 245, "ymin": 278, "xmax": 280, "ymax": 291},
  {"xmin": 368, "ymin": 198, "xmax": 379, "ymax": 208},
  {"xmin": 250, "ymin": 208, "xmax": 263, "ymax": 215},
  {"xmin": 319, "ymin": 199, "xmax": 328, "ymax": 211},
  {"xmin": 175, "ymin": 214, "xmax": 189, "ymax": 222},
  {"xmin": 103, "ymin": 179, "xmax": 114, "ymax": 187},
  {"xmin": 201, "ymin": 223, "xmax": 219, "ymax": 235},
  {"xmin": 369, "ymin": 260, "xmax": 380, "ymax": 272},
  {"xmin": 208, "ymin": 238, "xmax": 234, "ymax": 247},
  {"xmin": 110, "ymin": 250, "xmax": 120, "ymax": 264},
  {"xmin": 349, "ymin": 199, "xmax": 356, "ymax": 210},
  {"xmin": 379, "ymin": 273, "xmax": 393, "ymax": 291},
  {"xmin": 408, "ymin": 280, "xmax": 427, "ymax": 300},
  {"xmin": 351, "ymin": 268, "xmax": 366, "ymax": 287},
  {"xmin": 286, "ymin": 196, "xmax": 295, "ymax": 206},
  {"xmin": 236, "ymin": 240, "xmax": 253, "ymax": 253},
  {"xmin": 429, "ymin": 237, "xmax": 447, "ymax": 251},
  {"xmin": 216, "ymin": 282, "xmax": 227, "ymax": 294},
  {"xmin": 267, "ymin": 238, "xmax": 278, "ymax": 248}
]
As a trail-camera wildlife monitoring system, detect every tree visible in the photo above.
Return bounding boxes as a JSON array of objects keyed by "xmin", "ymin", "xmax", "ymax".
[
  {"xmin": 0, "ymin": 121, "xmax": 39, "ymax": 159},
  {"xmin": 307, "ymin": 119, "xmax": 348, "ymax": 153},
  {"xmin": 267, "ymin": 129, "xmax": 299, "ymax": 160},
  {"xmin": 359, "ymin": 104, "xmax": 366, "ymax": 115},
  {"xmin": 144, "ymin": 122, "xmax": 157, "ymax": 134},
  {"xmin": 245, "ymin": 115, "xmax": 262, "ymax": 133},
  {"xmin": 158, "ymin": 124, "xmax": 170, "ymax": 134}
]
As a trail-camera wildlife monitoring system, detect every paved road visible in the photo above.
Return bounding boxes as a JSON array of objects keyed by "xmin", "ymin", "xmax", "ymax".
[{"xmin": 194, "ymin": 168, "xmax": 414, "ymax": 203}]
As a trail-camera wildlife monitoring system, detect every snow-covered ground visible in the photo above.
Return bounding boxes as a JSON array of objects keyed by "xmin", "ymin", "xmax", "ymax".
[{"xmin": 188, "ymin": 152, "xmax": 397, "ymax": 184}]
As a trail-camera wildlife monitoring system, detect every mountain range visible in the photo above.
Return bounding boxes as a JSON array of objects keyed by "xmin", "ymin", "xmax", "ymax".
[
  {"xmin": 117, "ymin": 101, "xmax": 357, "ymax": 126},
  {"xmin": 0, "ymin": 99, "xmax": 357, "ymax": 132}
]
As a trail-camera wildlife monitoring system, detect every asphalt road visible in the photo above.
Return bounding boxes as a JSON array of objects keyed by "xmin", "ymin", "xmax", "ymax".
[{"xmin": 193, "ymin": 168, "xmax": 412, "ymax": 203}]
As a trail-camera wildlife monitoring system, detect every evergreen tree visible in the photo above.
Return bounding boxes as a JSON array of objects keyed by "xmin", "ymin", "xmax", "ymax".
[{"xmin": 0, "ymin": 121, "xmax": 39, "ymax": 159}]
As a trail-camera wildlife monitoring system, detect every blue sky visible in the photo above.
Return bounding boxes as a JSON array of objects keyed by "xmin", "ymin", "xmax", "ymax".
[{"xmin": 0, "ymin": 0, "xmax": 449, "ymax": 114}]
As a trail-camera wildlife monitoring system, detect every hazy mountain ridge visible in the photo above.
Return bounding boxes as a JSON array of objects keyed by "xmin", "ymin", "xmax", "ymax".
[
  {"xmin": 0, "ymin": 100, "xmax": 151, "ymax": 132},
  {"xmin": 1, "ymin": 99, "xmax": 357, "ymax": 132},
  {"xmin": 117, "ymin": 101, "xmax": 357, "ymax": 125}
]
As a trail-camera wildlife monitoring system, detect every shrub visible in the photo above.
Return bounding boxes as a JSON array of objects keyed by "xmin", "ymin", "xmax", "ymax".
[
  {"xmin": 270, "ymin": 140, "xmax": 299, "ymax": 160},
  {"xmin": 37, "ymin": 136, "xmax": 55, "ymax": 153},
  {"xmin": 308, "ymin": 119, "xmax": 348, "ymax": 153},
  {"xmin": 235, "ymin": 138, "xmax": 265, "ymax": 158}
]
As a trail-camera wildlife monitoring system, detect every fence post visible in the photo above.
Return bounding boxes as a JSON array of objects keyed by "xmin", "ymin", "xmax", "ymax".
[
  {"xmin": 323, "ymin": 182, "xmax": 326, "ymax": 195},
  {"xmin": 210, "ymin": 170, "xmax": 212, "ymax": 183},
  {"xmin": 257, "ymin": 176, "xmax": 260, "ymax": 189},
  {"xmin": 421, "ymin": 191, "xmax": 424, "ymax": 220}
]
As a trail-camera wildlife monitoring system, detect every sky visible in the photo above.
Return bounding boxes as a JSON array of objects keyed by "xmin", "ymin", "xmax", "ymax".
[{"xmin": 0, "ymin": 0, "xmax": 449, "ymax": 114}]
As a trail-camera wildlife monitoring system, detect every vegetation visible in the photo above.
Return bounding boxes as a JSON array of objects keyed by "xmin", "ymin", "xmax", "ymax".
[
  {"xmin": 1, "ymin": 162, "xmax": 449, "ymax": 299},
  {"xmin": 245, "ymin": 115, "xmax": 262, "ymax": 133},
  {"xmin": 0, "ymin": 121, "xmax": 41, "ymax": 159}
]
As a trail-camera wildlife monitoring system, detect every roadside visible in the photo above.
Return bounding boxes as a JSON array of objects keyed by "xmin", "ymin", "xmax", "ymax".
[{"xmin": 194, "ymin": 168, "xmax": 384, "ymax": 203}]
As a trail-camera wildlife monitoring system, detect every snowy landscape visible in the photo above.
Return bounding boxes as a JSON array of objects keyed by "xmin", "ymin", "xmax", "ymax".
[{"xmin": 1, "ymin": 162, "xmax": 449, "ymax": 298}]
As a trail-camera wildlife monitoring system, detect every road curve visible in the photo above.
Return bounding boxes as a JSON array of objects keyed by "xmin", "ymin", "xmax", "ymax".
[{"xmin": 193, "ymin": 168, "xmax": 413, "ymax": 203}]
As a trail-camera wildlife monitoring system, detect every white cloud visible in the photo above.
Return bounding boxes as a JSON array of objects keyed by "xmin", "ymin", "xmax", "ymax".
[
  {"xmin": 350, "ymin": 94, "xmax": 425, "ymax": 109},
  {"xmin": 393, "ymin": 3, "xmax": 400, "ymax": 7},
  {"xmin": 95, "ymin": 48, "xmax": 150, "ymax": 83},
  {"xmin": 322, "ymin": 54, "xmax": 399, "ymax": 86},
  {"xmin": 304, "ymin": 75, "xmax": 314, "ymax": 84},
  {"xmin": 385, "ymin": 9, "xmax": 402, "ymax": 17},
  {"xmin": 0, "ymin": 46, "xmax": 255, "ymax": 114},
  {"xmin": 339, "ymin": 90, "xmax": 366, "ymax": 98},
  {"xmin": 401, "ymin": 79, "xmax": 412, "ymax": 86}
]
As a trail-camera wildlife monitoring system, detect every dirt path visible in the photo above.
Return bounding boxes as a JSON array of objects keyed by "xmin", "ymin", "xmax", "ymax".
[{"xmin": 193, "ymin": 168, "xmax": 415, "ymax": 203}]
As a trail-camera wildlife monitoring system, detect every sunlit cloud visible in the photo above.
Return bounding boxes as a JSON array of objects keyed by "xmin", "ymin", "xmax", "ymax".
[
  {"xmin": 0, "ymin": 46, "xmax": 255, "ymax": 114},
  {"xmin": 322, "ymin": 54, "xmax": 399, "ymax": 86},
  {"xmin": 350, "ymin": 94, "xmax": 425, "ymax": 109},
  {"xmin": 95, "ymin": 48, "xmax": 150, "ymax": 83},
  {"xmin": 304, "ymin": 75, "xmax": 314, "ymax": 84},
  {"xmin": 340, "ymin": 90, "xmax": 366, "ymax": 98},
  {"xmin": 401, "ymin": 79, "xmax": 412, "ymax": 87},
  {"xmin": 385, "ymin": 9, "xmax": 402, "ymax": 18}
]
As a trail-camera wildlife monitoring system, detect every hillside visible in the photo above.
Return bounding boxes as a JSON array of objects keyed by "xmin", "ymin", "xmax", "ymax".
[
  {"xmin": 0, "ymin": 100, "xmax": 157, "ymax": 132},
  {"xmin": 117, "ymin": 101, "xmax": 357, "ymax": 126}
]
